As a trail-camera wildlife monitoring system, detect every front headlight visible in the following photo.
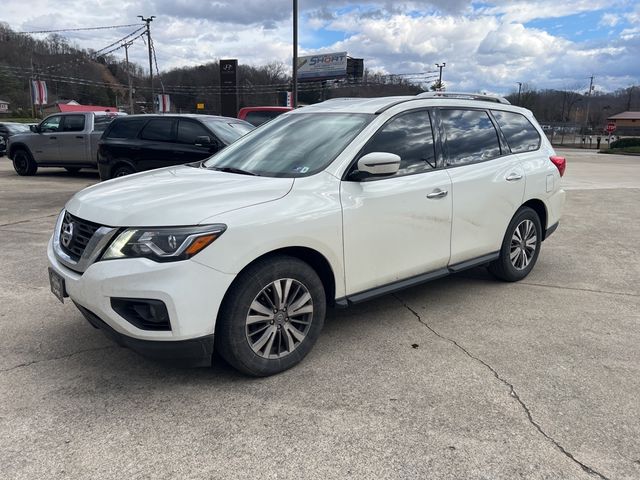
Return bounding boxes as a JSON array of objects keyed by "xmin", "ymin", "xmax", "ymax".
[{"xmin": 101, "ymin": 224, "xmax": 226, "ymax": 262}]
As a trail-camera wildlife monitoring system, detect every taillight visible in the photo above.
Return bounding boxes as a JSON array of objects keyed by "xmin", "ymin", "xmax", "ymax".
[{"xmin": 550, "ymin": 156, "xmax": 566, "ymax": 177}]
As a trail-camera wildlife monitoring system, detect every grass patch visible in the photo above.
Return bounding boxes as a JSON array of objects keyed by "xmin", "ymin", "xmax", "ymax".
[{"xmin": 599, "ymin": 147, "xmax": 640, "ymax": 155}]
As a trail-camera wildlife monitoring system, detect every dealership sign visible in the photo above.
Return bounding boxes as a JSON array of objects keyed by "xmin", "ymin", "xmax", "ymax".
[{"xmin": 297, "ymin": 52, "xmax": 347, "ymax": 81}]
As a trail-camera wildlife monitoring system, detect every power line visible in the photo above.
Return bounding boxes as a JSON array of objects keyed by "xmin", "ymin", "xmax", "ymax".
[{"xmin": 16, "ymin": 23, "xmax": 141, "ymax": 35}]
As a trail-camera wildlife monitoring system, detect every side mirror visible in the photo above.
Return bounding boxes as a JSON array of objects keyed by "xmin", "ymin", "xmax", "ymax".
[
  {"xmin": 356, "ymin": 152, "xmax": 401, "ymax": 177},
  {"xmin": 195, "ymin": 135, "xmax": 211, "ymax": 147},
  {"xmin": 30, "ymin": 124, "xmax": 40, "ymax": 133}
]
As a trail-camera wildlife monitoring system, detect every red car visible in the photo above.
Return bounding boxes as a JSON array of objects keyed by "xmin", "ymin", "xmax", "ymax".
[{"xmin": 237, "ymin": 106, "xmax": 292, "ymax": 126}]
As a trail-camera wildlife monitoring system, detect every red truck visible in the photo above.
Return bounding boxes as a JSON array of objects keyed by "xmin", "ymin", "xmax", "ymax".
[{"xmin": 237, "ymin": 106, "xmax": 292, "ymax": 126}]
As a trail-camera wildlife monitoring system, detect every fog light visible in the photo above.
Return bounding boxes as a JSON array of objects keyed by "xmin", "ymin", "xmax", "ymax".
[{"xmin": 111, "ymin": 298, "xmax": 171, "ymax": 331}]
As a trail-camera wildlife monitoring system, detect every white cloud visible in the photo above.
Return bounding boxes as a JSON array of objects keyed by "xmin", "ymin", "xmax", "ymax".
[
  {"xmin": 1, "ymin": 0, "xmax": 638, "ymax": 93},
  {"xmin": 599, "ymin": 13, "xmax": 620, "ymax": 27}
]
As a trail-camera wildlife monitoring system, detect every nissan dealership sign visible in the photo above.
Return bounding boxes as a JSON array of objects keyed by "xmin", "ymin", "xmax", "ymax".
[{"xmin": 297, "ymin": 52, "xmax": 348, "ymax": 81}]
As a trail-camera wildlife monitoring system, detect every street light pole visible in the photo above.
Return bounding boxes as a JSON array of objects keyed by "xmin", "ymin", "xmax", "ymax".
[
  {"xmin": 292, "ymin": 0, "xmax": 298, "ymax": 108},
  {"xmin": 138, "ymin": 15, "xmax": 155, "ymax": 112},
  {"xmin": 517, "ymin": 82, "xmax": 522, "ymax": 105},
  {"xmin": 122, "ymin": 40, "xmax": 134, "ymax": 114},
  {"xmin": 584, "ymin": 75, "xmax": 594, "ymax": 133},
  {"xmin": 435, "ymin": 62, "xmax": 446, "ymax": 90}
]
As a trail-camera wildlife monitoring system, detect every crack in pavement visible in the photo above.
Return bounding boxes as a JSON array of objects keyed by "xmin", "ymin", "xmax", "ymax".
[
  {"xmin": 0, "ymin": 346, "xmax": 115, "ymax": 373},
  {"xmin": 394, "ymin": 295, "xmax": 611, "ymax": 480},
  {"xmin": 0, "ymin": 213, "xmax": 57, "ymax": 228}
]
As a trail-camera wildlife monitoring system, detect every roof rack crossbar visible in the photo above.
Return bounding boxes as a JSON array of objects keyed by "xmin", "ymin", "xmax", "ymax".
[{"xmin": 416, "ymin": 91, "xmax": 511, "ymax": 105}]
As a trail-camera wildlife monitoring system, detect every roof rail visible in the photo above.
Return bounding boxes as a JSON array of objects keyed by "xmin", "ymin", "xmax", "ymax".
[{"xmin": 416, "ymin": 91, "xmax": 511, "ymax": 105}]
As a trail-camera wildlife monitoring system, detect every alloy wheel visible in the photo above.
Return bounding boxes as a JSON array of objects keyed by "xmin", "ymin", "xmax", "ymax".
[
  {"xmin": 245, "ymin": 278, "xmax": 314, "ymax": 359},
  {"xmin": 510, "ymin": 219, "xmax": 537, "ymax": 270}
]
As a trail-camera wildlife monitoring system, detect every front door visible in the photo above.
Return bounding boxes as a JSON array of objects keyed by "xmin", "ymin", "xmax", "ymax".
[
  {"xmin": 341, "ymin": 109, "xmax": 452, "ymax": 296},
  {"xmin": 32, "ymin": 115, "xmax": 63, "ymax": 163}
]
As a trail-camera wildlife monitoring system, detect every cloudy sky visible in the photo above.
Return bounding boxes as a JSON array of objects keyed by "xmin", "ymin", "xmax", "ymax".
[{"xmin": 2, "ymin": 0, "xmax": 639, "ymax": 94}]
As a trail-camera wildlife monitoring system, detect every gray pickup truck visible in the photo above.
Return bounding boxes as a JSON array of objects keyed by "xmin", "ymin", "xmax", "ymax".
[{"xmin": 8, "ymin": 111, "xmax": 125, "ymax": 176}]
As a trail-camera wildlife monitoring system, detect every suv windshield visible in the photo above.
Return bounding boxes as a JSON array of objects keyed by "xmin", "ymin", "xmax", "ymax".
[
  {"xmin": 203, "ymin": 113, "xmax": 373, "ymax": 177},
  {"xmin": 202, "ymin": 119, "xmax": 254, "ymax": 144}
]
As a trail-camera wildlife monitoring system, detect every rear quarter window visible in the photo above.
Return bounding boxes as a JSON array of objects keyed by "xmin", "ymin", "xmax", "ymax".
[
  {"xmin": 492, "ymin": 110, "xmax": 541, "ymax": 153},
  {"xmin": 104, "ymin": 118, "xmax": 148, "ymax": 139}
]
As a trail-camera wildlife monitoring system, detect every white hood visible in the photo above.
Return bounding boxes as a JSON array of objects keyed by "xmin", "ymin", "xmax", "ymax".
[{"xmin": 65, "ymin": 165, "xmax": 294, "ymax": 227}]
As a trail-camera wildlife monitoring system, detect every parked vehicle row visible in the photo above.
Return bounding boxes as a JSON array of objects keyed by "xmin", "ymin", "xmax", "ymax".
[
  {"xmin": 6, "ymin": 112, "xmax": 254, "ymax": 179},
  {"xmin": 47, "ymin": 93, "xmax": 566, "ymax": 376},
  {"xmin": 7, "ymin": 112, "xmax": 126, "ymax": 175}
]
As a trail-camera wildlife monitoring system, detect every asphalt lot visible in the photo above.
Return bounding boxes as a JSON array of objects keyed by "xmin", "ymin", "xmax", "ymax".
[{"xmin": 0, "ymin": 149, "xmax": 638, "ymax": 480}]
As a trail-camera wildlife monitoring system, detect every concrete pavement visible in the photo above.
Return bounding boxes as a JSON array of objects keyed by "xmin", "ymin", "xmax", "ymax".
[{"xmin": 0, "ymin": 150, "xmax": 638, "ymax": 479}]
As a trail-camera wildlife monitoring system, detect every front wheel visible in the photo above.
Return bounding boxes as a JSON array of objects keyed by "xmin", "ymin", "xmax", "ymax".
[
  {"xmin": 488, "ymin": 207, "xmax": 542, "ymax": 282},
  {"xmin": 216, "ymin": 255, "xmax": 326, "ymax": 376},
  {"xmin": 12, "ymin": 149, "xmax": 38, "ymax": 176}
]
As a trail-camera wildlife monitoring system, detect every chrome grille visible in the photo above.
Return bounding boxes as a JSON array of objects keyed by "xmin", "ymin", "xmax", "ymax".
[{"xmin": 59, "ymin": 212, "xmax": 103, "ymax": 261}]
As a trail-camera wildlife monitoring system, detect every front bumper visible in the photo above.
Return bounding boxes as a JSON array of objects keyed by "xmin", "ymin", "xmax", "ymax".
[
  {"xmin": 47, "ymin": 236, "xmax": 236, "ymax": 364},
  {"xmin": 76, "ymin": 303, "xmax": 214, "ymax": 366}
]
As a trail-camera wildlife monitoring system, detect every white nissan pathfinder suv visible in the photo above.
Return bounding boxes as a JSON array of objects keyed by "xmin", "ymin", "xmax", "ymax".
[{"xmin": 47, "ymin": 93, "xmax": 566, "ymax": 376}]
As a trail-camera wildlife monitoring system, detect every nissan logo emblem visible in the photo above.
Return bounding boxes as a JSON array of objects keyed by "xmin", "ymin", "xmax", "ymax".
[{"xmin": 61, "ymin": 221, "xmax": 74, "ymax": 248}]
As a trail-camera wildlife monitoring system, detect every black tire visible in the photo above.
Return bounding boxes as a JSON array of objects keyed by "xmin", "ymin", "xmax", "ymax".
[
  {"xmin": 216, "ymin": 255, "xmax": 326, "ymax": 376},
  {"xmin": 488, "ymin": 207, "xmax": 542, "ymax": 282},
  {"xmin": 12, "ymin": 149, "xmax": 38, "ymax": 176},
  {"xmin": 111, "ymin": 165, "xmax": 135, "ymax": 179},
  {"xmin": 64, "ymin": 167, "xmax": 81, "ymax": 174}
]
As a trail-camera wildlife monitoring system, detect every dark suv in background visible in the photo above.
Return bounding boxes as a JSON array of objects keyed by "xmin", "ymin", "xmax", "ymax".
[{"xmin": 97, "ymin": 114, "xmax": 254, "ymax": 180}]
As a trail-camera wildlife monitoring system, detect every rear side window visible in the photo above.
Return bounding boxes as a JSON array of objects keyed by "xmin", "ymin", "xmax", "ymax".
[
  {"xmin": 360, "ymin": 109, "xmax": 436, "ymax": 176},
  {"xmin": 105, "ymin": 118, "xmax": 147, "ymax": 139},
  {"xmin": 140, "ymin": 119, "xmax": 175, "ymax": 142},
  {"xmin": 440, "ymin": 109, "xmax": 501, "ymax": 166},
  {"xmin": 492, "ymin": 110, "xmax": 541, "ymax": 153},
  {"xmin": 177, "ymin": 120, "xmax": 211, "ymax": 144},
  {"xmin": 245, "ymin": 111, "xmax": 280, "ymax": 126},
  {"xmin": 62, "ymin": 115, "xmax": 85, "ymax": 132},
  {"xmin": 93, "ymin": 115, "xmax": 117, "ymax": 132}
]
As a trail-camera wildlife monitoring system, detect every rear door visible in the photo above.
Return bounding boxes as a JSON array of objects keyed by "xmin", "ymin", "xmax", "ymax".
[
  {"xmin": 57, "ymin": 114, "xmax": 87, "ymax": 164},
  {"xmin": 341, "ymin": 109, "xmax": 452, "ymax": 296},
  {"xmin": 137, "ymin": 118, "xmax": 178, "ymax": 170},
  {"xmin": 32, "ymin": 115, "xmax": 63, "ymax": 162},
  {"xmin": 438, "ymin": 108, "xmax": 525, "ymax": 265}
]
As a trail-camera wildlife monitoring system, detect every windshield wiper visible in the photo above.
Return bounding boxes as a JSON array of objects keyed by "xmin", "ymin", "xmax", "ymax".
[{"xmin": 210, "ymin": 166, "xmax": 258, "ymax": 176}]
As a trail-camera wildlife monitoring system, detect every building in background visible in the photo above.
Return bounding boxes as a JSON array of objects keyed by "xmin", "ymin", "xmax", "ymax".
[{"xmin": 0, "ymin": 100, "xmax": 9, "ymax": 115}]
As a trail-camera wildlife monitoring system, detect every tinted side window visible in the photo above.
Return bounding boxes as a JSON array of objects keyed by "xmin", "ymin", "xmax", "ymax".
[
  {"xmin": 440, "ymin": 109, "xmax": 501, "ymax": 166},
  {"xmin": 93, "ymin": 115, "xmax": 116, "ymax": 132},
  {"xmin": 360, "ymin": 110, "xmax": 436, "ymax": 176},
  {"xmin": 245, "ymin": 111, "xmax": 279, "ymax": 126},
  {"xmin": 40, "ymin": 116, "xmax": 62, "ymax": 132},
  {"xmin": 62, "ymin": 115, "xmax": 85, "ymax": 132},
  {"xmin": 492, "ymin": 110, "xmax": 541, "ymax": 153},
  {"xmin": 105, "ymin": 118, "xmax": 147, "ymax": 139},
  {"xmin": 177, "ymin": 120, "xmax": 211, "ymax": 144},
  {"xmin": 140, "ymin": 119, "xmax": 175, "ymax": 141}
]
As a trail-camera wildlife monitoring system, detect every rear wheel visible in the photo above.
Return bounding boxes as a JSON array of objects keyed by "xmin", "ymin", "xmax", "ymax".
[
  {"xmin": 12, "ymin": 149, "xmax": 37, "ymax": 176},
  {"xmin": 488, "ymin": 207, "xmax": 542, "ymax": 282},
  {"xmin": 216, "ymin": 255, "xmax": 326, "ymax": 376},
  {"xmin": 111, "ymin": 165, "xmax": 135, "ymax": 179}
]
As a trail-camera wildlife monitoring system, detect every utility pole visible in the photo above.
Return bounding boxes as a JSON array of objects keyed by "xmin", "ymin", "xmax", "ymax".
[
  {"xmin": 138, "ymin": 15, "xmax": 155, "ymax": 112},
  {"xmin": 584, "ymin": 75, "xmax": 594, "ymax": 133},
  {"xmin": 122, "ymin": 40, "xmax": 135, "ymax": 114},
  {"xmin": 517, "ymin": 82, "xmax": 522, "ymax": 105},
  {"xmin": 435, "ymin": 63, "xmax": 446, "ymax": 90},
  {"xmin": 292, "ymin": 0, "xmax": 298, "ymax": 108}
]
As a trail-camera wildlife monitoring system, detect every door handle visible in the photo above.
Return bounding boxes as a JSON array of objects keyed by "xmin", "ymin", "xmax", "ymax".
[
  {"xmin": 75, "ymin": 135, "xmax": 83, "ymax": 139},
  {"xmin": 49, "ymin": 136, "xmax": 57, "ymax": 140},
  {"xmin": 427, "ymin": 189, "xmax": 448, "ymax": 199},
  {"xmin": 506, "ymin": 173, "xmax": 523, "ymax": 181}
]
